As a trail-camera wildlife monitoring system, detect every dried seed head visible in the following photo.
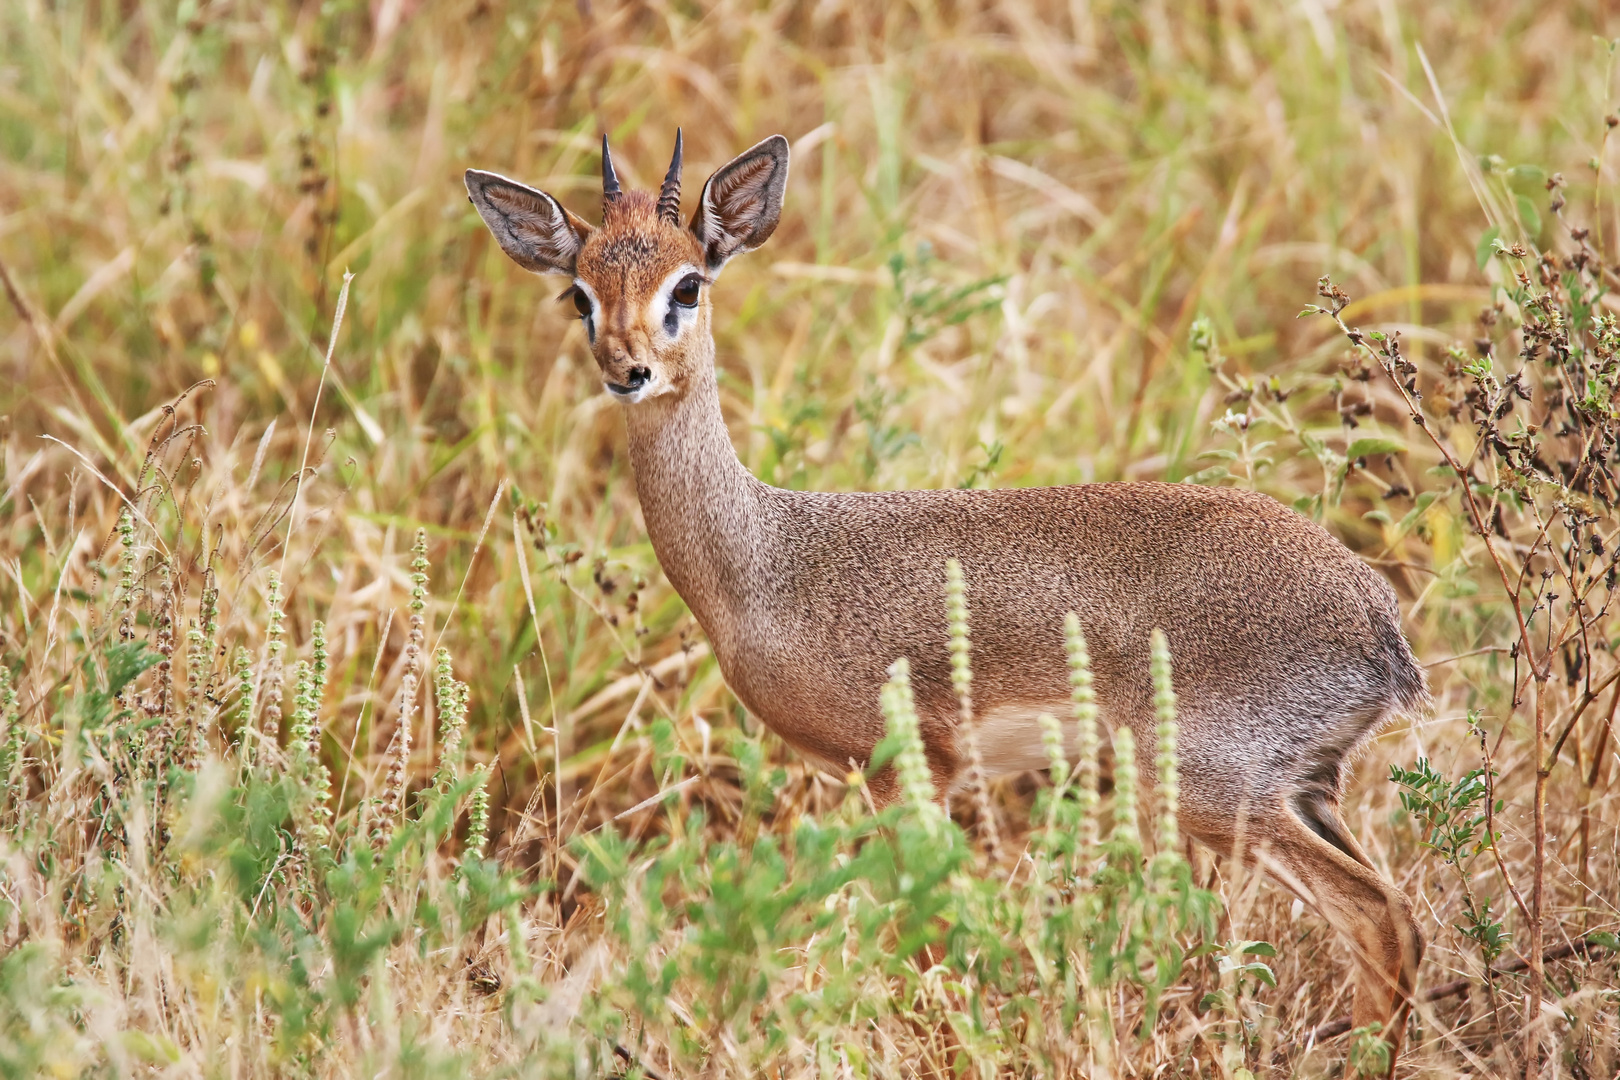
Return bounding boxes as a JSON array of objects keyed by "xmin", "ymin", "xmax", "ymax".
[
  {"xmin": 1149, "ymin": 628, "xmax": 1181, "ymax": 865},
  {"xmin": 944, "ymin": 559, "xmax": 972, "ymax": 703},
  {"xmin": 233, "ymin": 647, "xmax": 255, "ymax": 748},
  {"xmin": 944, "ymin": 558, "xmax": 1000, "ymax": 859},
  {"xmin": 377, "ymin": 534, "xmax": 432, "ymax": 851},
  {"xmin": 1037, "ymin": 710, "xmax": 1067, "ymax": 786},
  {"xmin": 116, "ymin": 507, "xmax": 137, "ymax": 643},
  {"xmin": 464, "ymin": 764, "xmax": 492, "ymax": 863},
  {"xmin": 183, "ymin": 626, "xmax": 205, "ymax": 770},
  {"xmin": 310, "ymin": 621, "xmax": 328, "ymax": 758},
  {"xmin": 260, "ymin": 570, "xmax": 286, "ymax": 758},
  {"xmin": 880, "ymin": 658, "xmax": 938, "ymax": 825},
  {"xmin": 1110, "ymin": 725, "xmax": 1140, "ymax": 847},
  {"xmin": 433, "ymin": 647, "xmax": 470, "ymax": 791},
  {"xmin": 1065, "ymin": 612, "xmax": 1101, "ymax": 859},
  {"xmin": 0, "ymin": 665, "xmax": 23, "ymax": 808}
]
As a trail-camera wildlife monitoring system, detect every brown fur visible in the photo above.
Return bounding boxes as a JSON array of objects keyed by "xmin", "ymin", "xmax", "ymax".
[
  {"xmin": 578, "ymin": 191, "xmax": 708, "ymax": 390},
  {"xmin": 467, "ymin": 139, "xmax": 1428, "ymax": 1067}
]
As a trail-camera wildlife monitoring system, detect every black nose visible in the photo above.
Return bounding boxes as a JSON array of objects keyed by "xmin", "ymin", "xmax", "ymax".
[{"xmin": 607, "ymin": 365, "xmax": 652, "ymax": 396}]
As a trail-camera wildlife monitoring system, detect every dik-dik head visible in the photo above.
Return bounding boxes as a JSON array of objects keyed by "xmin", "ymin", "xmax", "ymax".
[{"xmin": 465, "ymin": 132, "xmax": 789, "ymax": 404}]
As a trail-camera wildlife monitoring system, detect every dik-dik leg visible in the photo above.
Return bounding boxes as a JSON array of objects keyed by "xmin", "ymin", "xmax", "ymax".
[{"xmin": 1250, "ymin": 795, "xmax": 1424, "ymax": 1069}]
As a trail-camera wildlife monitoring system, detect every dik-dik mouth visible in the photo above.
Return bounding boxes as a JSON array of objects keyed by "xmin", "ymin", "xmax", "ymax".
[{"xmin": 605, "ymin": 366, "xmax": 653, "ymax": 401}]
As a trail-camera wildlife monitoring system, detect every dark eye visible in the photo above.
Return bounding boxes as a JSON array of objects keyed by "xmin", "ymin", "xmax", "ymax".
[
  {"xmin": 572, "ymin": 288, "xmax": 592, "ymax": 318},
  {"xmin": 672, "ymin": 275, "xmax": 702, "ymax": 307}
]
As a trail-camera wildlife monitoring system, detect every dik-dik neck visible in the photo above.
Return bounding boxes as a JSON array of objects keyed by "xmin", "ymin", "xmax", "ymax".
[{"xmin": 622, "ymin": 351, "xmax": 765, "ymax": 643}]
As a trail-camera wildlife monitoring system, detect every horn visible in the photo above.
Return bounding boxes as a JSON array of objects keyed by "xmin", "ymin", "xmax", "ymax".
[
  {"xmin": 601, "ymin": 134, "xmax": 622, "ymax": 206},
  {"xmin": 657, "ymin": 128, "xmax": 684, "ymax": 225}
]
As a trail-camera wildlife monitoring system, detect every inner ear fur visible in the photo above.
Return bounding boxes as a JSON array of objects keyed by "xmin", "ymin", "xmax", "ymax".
[
  {"xmin": 465, "ymin": 169, "xmax": 593, "ymax": 275},
  {"xmin": 690, "ymin": 135, "xmax": 790, "ymax": 273}
]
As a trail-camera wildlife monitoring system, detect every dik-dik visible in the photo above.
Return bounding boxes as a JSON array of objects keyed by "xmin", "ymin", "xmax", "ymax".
[{"xmin": 466, "ymin": 132, "xmax": 1428, "ymax": 1058}]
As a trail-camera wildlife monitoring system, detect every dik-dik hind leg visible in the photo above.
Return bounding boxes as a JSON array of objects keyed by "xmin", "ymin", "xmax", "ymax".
[{"xmin": 1253, "ymin": 796, "xmax": 1424, "ymax": 1068}]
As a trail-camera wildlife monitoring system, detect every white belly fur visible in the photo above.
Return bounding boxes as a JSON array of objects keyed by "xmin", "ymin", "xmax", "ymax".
[{"xmin": 954, "ymin": 703, "xmax": 1083, "ymax": 785}]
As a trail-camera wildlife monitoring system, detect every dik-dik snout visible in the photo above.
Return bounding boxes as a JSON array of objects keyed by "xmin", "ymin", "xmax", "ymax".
[
  {"xmin": 595, "ymin": 323, "xmax": 657, "ymax": 402},
  {"xmin": 465, "ymin": 129, "xmax": 787, "ymax": 405}
]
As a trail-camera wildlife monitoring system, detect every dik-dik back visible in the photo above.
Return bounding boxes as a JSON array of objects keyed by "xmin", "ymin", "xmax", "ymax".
[{"xmin": 466, "ymin": 131, "xmax": 1430, "ymax": 1070}]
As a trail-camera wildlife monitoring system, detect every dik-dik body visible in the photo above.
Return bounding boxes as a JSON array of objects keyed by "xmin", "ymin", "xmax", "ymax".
[{"xmin": 467, "ymin": 132, "xmax": 1428, "ymax": 1058}]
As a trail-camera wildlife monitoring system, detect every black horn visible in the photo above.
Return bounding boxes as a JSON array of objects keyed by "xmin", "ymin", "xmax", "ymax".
[
  {"xmin": 657, "ymin": 128, "xmax": 684, "ymax": 225},
  {"xmin": 601, "ymin": 134, "xmax": 622, "ymax": 206}
]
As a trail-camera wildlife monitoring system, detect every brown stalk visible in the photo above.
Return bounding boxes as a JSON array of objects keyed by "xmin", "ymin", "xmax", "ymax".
[
  {"xmin": 1323, "ymin": 287, "xmax": 1560, "ymax": 1064},
  {"xmin": 0, "ymin": 252, "xmax": 95, "ymax": 427},
  {"xmin": 1578, "ymin": 679, "xmax": 1619, "ymax": 899}
]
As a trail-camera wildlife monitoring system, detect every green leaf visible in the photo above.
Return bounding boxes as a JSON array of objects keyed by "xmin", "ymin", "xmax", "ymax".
[
  {"xmin": 1507, "ymin": 163, "xmax": 1547, "ymax": 189},
  {"xmin": 1182, "ymin": 466, "xmax": 1228, "ymax": 485},
  {"xmin": 121, "ymin": 1031, "xmax": 181, "ymax": 1064},
  {"xmin": 868, "ymin": 730, "xmax": 906, "ymax": 772},
  {"xmin": 1516, "ymin": 193, "xmax": 1542, "ymax": 238},
  {"xmin": 1441, "ymin": 577, "xmax": 1481, "ymax": 598},
  {"xmin": 1243, "ymin": 961, "xmax": 1278, "ymax": 988},
  {"xmin": 1346, "ymin": 437, "xmax": 1407, "ymax": 460},
  {"xmin": 1239, "ymin": 940, "xmax": 1278, "ymax": 957},
  {"xmin": 1397, "ymin": 490, "xmax": 1440, "ymax": 532},
  {"xmin": 104, "ymin": 640, "xmax": 163, "ymax": 697},
  {"xmin": 1476, "ymin": 225, "xmax": 1501, "ymax": 270},
  {"xmin": 1363, "ymin": 509, "xmax": 1393, "ymax": 524},
  {"xmin": 1198, "ymin": 448, "xmax": 1239, "ymax": 461}
]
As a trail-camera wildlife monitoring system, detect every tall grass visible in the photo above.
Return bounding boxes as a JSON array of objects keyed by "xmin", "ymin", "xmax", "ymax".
[{"xmin": 2, "ymin": 1, "xmax": 1619, "ymax": 1075}]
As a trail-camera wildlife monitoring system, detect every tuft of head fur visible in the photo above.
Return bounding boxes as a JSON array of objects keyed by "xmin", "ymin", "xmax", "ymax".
[{"xmin": 578, "ymin": 190, "xmax": 705, "ymax": 307}]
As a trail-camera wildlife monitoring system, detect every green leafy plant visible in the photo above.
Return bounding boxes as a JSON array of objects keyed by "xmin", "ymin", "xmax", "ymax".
[
  {"xmin": 889, "ymin": 242, "xmax": 1007, "ymax": 349},
  {"xmin": 1391, "ymin": 749, "xmax": 1514, "ymax": 1047},
  {"xmin": 569, "ymin": 570, "xmax": 1221, "ymax": 1076},
  {"xmin": 1389, "ymin": 755, "xmax": 1497, "ymax": 867}
]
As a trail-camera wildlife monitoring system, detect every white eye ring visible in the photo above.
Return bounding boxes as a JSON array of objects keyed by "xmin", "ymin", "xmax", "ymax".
[
  {"xmin": 648, "ymin": 265, "xmax": 706, "ymax": 339},
  {"xmin": 569, "ymin": 279, "xmax": 602, "ymax": 341}
]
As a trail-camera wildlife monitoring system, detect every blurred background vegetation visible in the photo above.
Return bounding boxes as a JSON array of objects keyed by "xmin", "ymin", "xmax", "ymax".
[{"xmin": 2, "ymin": 0, "xmax": 1618, "ymax": 1075}]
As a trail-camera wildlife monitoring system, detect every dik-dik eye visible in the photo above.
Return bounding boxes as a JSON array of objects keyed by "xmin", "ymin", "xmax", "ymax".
[
  {"xmin": 672, "ymin": 274, "xmax": 702, "ymax": 307},
  {"xmin": 571, "ymin": 288, "xmax": 592, "ymax": 318}
]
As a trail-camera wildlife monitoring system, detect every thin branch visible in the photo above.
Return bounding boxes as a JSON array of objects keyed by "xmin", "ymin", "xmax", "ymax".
[
  {"xmin": 1309, "ymin": 934, "xmax": 1617, "ymax": 1042},
  {"xmin": 280, "ymin": 270, "xmax": 353, "ymax": 581}
]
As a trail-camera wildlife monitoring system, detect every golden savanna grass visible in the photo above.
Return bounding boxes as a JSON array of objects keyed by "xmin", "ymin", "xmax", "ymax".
[{"xmin": 1, "ymin": 1, "xmax": 1618, "ymax": 1076}]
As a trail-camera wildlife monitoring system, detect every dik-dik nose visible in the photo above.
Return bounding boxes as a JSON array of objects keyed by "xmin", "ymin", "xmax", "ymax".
[{"xmin": 601, "ymin": 337, "xmax": 653, "ymax": 397}]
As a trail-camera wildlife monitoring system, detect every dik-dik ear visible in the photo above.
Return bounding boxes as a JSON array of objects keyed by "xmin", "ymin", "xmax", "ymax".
[
  {"xmin": 465, "ymin": 169, "xmax": 593, "ymax": 275},
  {"xmin": 689, "ymin": 135, "xmax": 790, "ymax": 274}
]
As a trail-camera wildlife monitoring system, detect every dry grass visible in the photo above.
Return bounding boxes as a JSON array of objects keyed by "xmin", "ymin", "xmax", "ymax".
[{"xmin": 2, "ymin": 1, "xmax": 1618, "ymax": 1076}]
